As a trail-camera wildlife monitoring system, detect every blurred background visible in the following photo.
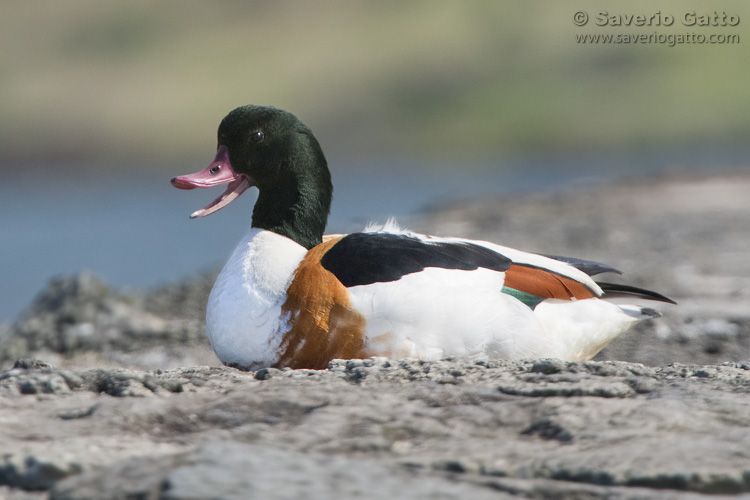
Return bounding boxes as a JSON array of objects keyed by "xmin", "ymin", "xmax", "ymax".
[{"xmin": 1, "ymin": 0, "xmax": 748, "ymax": 323}]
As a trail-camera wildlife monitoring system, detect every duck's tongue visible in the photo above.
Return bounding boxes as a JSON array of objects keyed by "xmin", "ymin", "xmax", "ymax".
[{"xmin": 171, "ymin": 146, "xmax": 253, "ymax": 219}]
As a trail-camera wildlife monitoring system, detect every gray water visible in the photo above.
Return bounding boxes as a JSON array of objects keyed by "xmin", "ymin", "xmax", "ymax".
[{"xmin": 1, "ymin": 149, "xmax": 745, "ymax": 323}]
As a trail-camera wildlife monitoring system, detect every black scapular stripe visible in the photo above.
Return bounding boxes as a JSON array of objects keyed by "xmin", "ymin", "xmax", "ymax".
[{"xmin": 320, "ymin": 233, "xmax": 512, "ymax": 287}]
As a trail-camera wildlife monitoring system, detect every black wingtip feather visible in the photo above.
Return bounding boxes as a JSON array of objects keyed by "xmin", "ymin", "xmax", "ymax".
[
  {"xmin": 597, "ymin": 282, "xmax": 677, "ymax": 305},
  {"xmin": 541, "ymin": 254, "xmax": 622, "ymax": 277}
]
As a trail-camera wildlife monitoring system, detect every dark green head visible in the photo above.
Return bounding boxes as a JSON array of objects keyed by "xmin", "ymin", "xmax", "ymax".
[{"xmin": 172, "ymin": 105, "xmax": 333, "ymax": 249}]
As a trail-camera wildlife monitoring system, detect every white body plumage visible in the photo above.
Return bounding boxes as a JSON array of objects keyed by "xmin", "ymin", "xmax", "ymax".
[{"xmin": 206, "ymin": 224, "xmax": 650, "ymax": 369}]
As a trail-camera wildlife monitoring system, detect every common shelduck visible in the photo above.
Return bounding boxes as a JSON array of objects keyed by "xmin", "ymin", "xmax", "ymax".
[{"xmin": 171, "ymin": 105, "xmax": 675, "ymax": 370}]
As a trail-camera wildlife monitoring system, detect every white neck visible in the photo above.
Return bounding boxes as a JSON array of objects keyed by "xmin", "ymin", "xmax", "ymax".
[{"xmin": 206, "ymin": 228, "xmax": 307, "ymax": 369}]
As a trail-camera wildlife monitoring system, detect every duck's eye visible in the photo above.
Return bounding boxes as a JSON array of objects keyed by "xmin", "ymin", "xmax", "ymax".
[
  {"xmin": 250, "ymin": 131, "xmax": 264, "ymax": 143},
  {"xmin": 210, "ymin": 165, "xmax": 221, "ymax": 175}
]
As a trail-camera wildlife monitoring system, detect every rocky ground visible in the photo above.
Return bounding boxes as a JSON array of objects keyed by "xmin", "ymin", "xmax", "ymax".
[{"xmin": 1, "ymin": 172, "xmax": 749, "ymax": 499}]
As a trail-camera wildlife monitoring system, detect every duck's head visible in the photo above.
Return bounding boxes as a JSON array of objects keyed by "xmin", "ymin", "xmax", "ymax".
[{"xmin": 172, "ymin": 105, "xmax": 332, "ymax": 249}]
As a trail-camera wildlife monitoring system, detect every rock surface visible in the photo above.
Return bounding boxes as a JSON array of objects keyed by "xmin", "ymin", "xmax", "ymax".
[
  {"xmin": 1, "ymin": 358, "xmax": 749, "ymax": 499},
  {"xmin": 0, "ymin": 272, "xmax": 218, "ymax": 371},
  {"xmin": 1, "ymin": 172, "xmax": 749, "ymax": 498}
]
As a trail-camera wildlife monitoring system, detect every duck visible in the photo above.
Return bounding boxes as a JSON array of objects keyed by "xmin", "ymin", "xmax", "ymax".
[{"xmin": 171, "ymin": 105, "xmax": 675, "ymax": 371}]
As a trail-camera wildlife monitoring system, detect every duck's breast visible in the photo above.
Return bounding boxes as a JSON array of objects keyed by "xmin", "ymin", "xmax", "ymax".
[{"xmin": 207, "ymin": 228, "xmax": 307, "ymax": 369}]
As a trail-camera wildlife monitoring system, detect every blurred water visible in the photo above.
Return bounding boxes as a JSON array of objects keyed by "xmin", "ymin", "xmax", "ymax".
[{"xmin": 0, "ymin": 150, "xmax": 746, "ymax": 323}]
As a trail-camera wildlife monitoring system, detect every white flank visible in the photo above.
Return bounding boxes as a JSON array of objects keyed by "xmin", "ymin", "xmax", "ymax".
[{"xmin": 348, "ymin": 267, "xmax": 543, "ymax": 360}]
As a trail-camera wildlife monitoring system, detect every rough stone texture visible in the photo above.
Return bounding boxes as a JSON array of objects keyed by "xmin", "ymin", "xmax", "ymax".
[
  {"xmin": 0, "ymin": 272, "xmax": 218, "ymax": 371},
  {"xmin": 1, "ymin": 173, "xmax": 749, "ymax": 498},
  {"xmin": 0, "ymin": 358, "xmax": 748, "ymax": 498}
]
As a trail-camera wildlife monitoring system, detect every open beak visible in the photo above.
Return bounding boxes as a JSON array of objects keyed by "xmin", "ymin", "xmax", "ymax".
[{"xmin": 171, "ymin": 146, "xmax": 253, "ymax": 219}]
